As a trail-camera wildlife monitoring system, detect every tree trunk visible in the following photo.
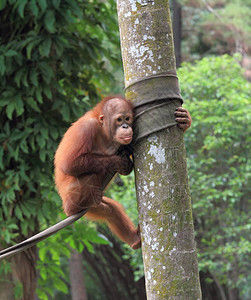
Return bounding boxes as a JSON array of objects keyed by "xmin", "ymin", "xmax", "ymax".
[
  {"xmin": 172, "ymin": 0, "xmax": 182, "ymax": 68},
  {"xmin": 117, "ymin": 1, "xmax": 201, "ymax": 299},
  {"xmin": 12, "ymin": 246, "xmax": 37, "ymax": 300},
  {"xmin": 70, "ymin": 249, "xmax": 88, "ymax": 300},
  {"xmin": 0, "ymin": 270, "xmax": 15, "ymax": 300},
  {"xmin": 211, "ymin": 272, "xmax": 227, "ymax": 300},
  {"xmin": 0, "ymin": 231, "xmax": 38, "ymax": 300}
]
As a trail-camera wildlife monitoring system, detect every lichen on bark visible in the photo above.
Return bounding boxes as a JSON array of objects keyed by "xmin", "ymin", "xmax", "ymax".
[
  {"xmin": 117, "ymin": 0, "xmax": 176, "ymax": 88},
  {"xmin": 134, "ymin": 127, "xmax": 201, "ymax": 299}
]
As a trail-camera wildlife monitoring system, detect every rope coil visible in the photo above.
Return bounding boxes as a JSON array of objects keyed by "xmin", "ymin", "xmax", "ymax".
[{"xmin": 126, "ymin": 74, "xmax": 183, "ymax": 144}]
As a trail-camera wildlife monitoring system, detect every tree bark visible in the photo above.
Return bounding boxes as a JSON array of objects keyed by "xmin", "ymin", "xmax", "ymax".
[
  {"xmin": 0, "ymin": 270, "xmax": 15, "ymax": 300},
  {"xmin": 117, "ymin": 0, "xmax": 201, "ymax": 299},
  {"xmin": 12, "ymin": 246, "xmax": 37, "ymax": 300},
  {"xmin": 211, "ymin": 272, "xmax": 227, "ymax": 300},
  {"xmin": 70, "ymin": 249, "xmax": 88, "ymax": 300},
  {"xmin": 172, "ymin": 0, "xmax": 182, "ymax": 67}
]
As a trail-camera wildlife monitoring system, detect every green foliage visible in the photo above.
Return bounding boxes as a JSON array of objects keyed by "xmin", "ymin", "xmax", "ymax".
[
  {"xmin": 107, "ymin": 173, "xmax": 139, "ymax": 224},
  {"xmin": 202, "ymin": 0, "xmax": 251, "ymax": 52},
  {"xmin": 14, "ymin": 281, "xmax": 23, "ymax": 300},
  {"xmin": 36, "ymin": 217, "xmax": 109, "ymax": 300},
  {"xmin": 0, "ymin": 0, "xmax": 121, "ymax": 297},
  {"xmin": 178, "ymin": 55, "xmax": 251, "ymax": 298},
  {"xmin": 0, "ymin": 0, "xmax": 120, "ymax": 241},
  {"xmin": 36, "ymin": 173, "xmax": 143, "ymax": 300},
  {"xmin": 106, "ymin": 173, "xmax": 144, "ymax": 280},
  {"xmin": 178, "ymin": 0, "xmax": 251, "ymax": 60}
]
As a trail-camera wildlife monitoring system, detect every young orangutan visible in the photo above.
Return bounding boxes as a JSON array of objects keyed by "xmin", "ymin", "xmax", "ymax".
[{"xmin": 54, "ymin": 96, "xmax": 191, "ymax": 249}]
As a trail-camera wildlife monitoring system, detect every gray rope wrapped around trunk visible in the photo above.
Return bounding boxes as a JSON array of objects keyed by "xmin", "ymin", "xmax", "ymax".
[{"xmin": 126, "ymin": 73, "xmax": 183, "ymax": 144}]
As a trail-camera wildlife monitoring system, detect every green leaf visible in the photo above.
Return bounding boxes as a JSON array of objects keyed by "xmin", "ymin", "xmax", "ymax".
[
  {"xmin": 39, "ymin": 62, "xmax": 54, "ymax": 84},
  {"xmin": 4, "ymin": 230, "xmax": 10, "ymax": 243},
  {"xmin": 17, "ymin": 0, "xmax": 28, "ymax": 18},
  {"xmin": 14, "ymin": 69, "xmax": 23, "ymax": 87},
  {"xmin": 83, "ymin": 240, "xmax": 94, "ymax": 253},
  {"xmin": 12, "ymin": 129, "xmax": 25, "ymax": 141},
  {"xmin": 76, "ymin": 243, "xmax": 84, "ymax": 252},
  {"xmin": 14, "ymin": 53, "xmax": 23, "ymax": 66},
  {"xmin": 37, "ymin": 0, "xmax": 47, "ymax": 12},
  {"xmin": 20, "ymin": 220, "xmax": 28, "ymax": 236},
  {"xmin": 19, "ymin": 166, "xmax": 29, "ymax": 181},
  {"xmin": 0, "ymin": 0, "xmax": 6, "ymax": 10},
  {"xmin": 39, "ymin": 38, "xmax": 52, "ymax": 57},
  {"xmin": 5, "ymin": 49, "xmax": 18, "ymax": 57},
  {"xmin": 39, "ymin": 149, "xmax": 46, "ymax": 162},
  {"xmin": 52, "ymin": 0, "xmax": 60, "ymax": 9},
  {"xmin": 43, "ymin": 85, "xmax": 52, "ymax": 99},
  {"xmin": 15, "ymin": 205, "xmax": 24, "ymax": 221},
  {"xmin": 62, "ymin": 56, "xmax": 72, "ymax": 73},
  {"xmin": 0, "ymin": 55, "xmax": 6, "ymax": 75},
  {"xmin": 36, "ymin": 135, "xmax": 46, "ymax": 149},
  {"xmin": 54, "ymin": 39, "xmax": 64, "ymax": 57},
  {"xmin": 26, "ymin": 97, "xmax": 41, "ymax": 112},
  {"xmin": 29, "ymin": 0, "xmax": 38, "ymax": 17},
  {"xmin": 28, "ymin": 219, "xmax": 35, "ymax": 231},
  {"xmin": 50, "ymin": 127, "xmax": 58, "ymax": 140},
  {"xmin": 14, "ymin": 94, "xmax": 24, "ymax": 116},
  {"xmin": 0, "ymin": 147, "xmax": 4, "ymax": 170},
  {"xmin": 21, "ymin": 71, "xmax": 28, "ymax": 87},
  {"xmin": 39, "ymin": 246, "xmax": 47, "ymax": 261},
  {"xmin": 36, "ymin": 290, "xmax": 48, "ymax": 300},
  {"xmin": 44, "ymin": 10, "xmax": 55, "ymax": 33},
  {"xmin": 35, "ymin": 86, "xmax": 43, "ymax": 103},
  {"xmin": 20, "ymin": 139, "xmax": 29, "ymax": 154},
  {"xmin": 62, "ymin": 105, "xmax": 70, "ymax": 121},
  {"xmin": 6, "ymin": 102, "xmax": 15, "ymax": 120},
  {"xmin": 20, "ymin": 203, "xmax": 31, "ymax": 218},
  {"xmin": 30, "ymin": 68, "xmax": 38, "ymax": 86},
  {"xmin": 53, "ymin": 278, "xmax": 68, "ymax": 293},
  {"xmin": 26, "ymin": 39, "xmax": 40, "ymax": 60},
  {"xmin": 40, "ymin": 127, "xmax": 48, "ymax": 139},
  {"xmin": 40, "ymin": 268, "xmax": 47, "ymax": 280},
  {"xmin": 8, "ymin": 223, "xmax": 19, "ymax": 230},
  {"xmin": 5, "ymin": 95, "xmax": 24, "ymax": 119}
]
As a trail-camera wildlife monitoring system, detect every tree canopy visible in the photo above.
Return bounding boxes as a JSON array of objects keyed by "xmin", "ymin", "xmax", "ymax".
[
  {"xmin": 0, "ymin": 0, "xmax": 121, "ymax": 298},
  {"xmin": 179, "ymin": 55, "xmax": 251, "ymax": 299},
  {"xmin": 0, "ymin": 0, "xmax": 120, "ymax": 245}
]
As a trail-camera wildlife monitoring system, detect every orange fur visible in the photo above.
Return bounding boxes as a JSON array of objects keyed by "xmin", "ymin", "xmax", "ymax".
[{"xmin": 54, "ymin": 97, "xmax": 141, "ymax": 249}]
